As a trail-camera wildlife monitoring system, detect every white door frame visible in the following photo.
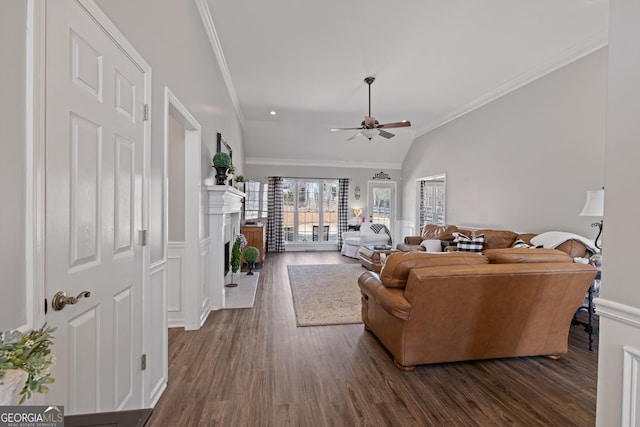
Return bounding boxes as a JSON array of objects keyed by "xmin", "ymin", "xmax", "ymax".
[
  {"xmin": 163, "ymin": 87, "xmax": 206, "ymax": 330},
  {"xmin": 27, "ymin": 0, "xmax": 153, "ymax": 408}
]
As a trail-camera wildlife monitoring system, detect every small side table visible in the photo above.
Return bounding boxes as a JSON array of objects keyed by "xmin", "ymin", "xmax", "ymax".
[
  {"xmin": 572, "ymin": 270, "xmax": 601, "ymax": 351},
  {"xmin": 358, "ymin": 245, "xmax": 398, "ymax": 272}
]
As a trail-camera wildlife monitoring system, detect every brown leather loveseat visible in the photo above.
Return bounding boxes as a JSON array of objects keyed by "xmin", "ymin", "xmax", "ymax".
[{"xmin": 357, "ymin": 249, "xmax": 597, "ymax": 371}]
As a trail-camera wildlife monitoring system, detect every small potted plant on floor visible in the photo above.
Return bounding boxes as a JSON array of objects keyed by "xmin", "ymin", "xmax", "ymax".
[
  {"xmin": 243, "ymin": 246, "xmax": 260, "ymax": 275},
  {"xmin": 0, "ymin": 324, "xmax": 56, "ymax": 405},
  {"xmin": 212, "ymin": 152, "xmax": 231, "ymax": 185},
  {"xmin": 227, "ymin": 234, "xmax": 246, "ymax": 287}
]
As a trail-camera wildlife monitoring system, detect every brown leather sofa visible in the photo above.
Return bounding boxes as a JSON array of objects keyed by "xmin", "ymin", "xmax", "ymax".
[
  {"xmin": 396, "ymin": 224, "xmax": 593, "ymax": 258},
  {"xmin": 357, "ymin": 249, "xmax": 597, "ymax": 371}
]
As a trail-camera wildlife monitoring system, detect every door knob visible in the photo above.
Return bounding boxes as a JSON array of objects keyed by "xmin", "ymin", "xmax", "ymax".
[{"xmin": 52, "ymin": 290, "xmax": 91, "ymax": 311}]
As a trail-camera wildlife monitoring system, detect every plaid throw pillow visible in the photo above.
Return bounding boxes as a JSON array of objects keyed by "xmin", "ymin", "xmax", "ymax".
[
  {"xmin": 512, "ymin": 238, "xmax": 531, "ymax": 248},
  {"xmin": 456, "ymin": 233, "xmax": 484, "ymax": 252}
]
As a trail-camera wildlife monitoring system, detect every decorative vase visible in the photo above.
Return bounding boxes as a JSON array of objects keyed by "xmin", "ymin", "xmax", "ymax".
[
  {"xmin": 0, "ymin": 369, "xmax": 27, "ymax": 405},
  {"xmin": 214, "ymin": 166, "xmax": 229, "ymax": 185},
  {"xmin": 247, "ymin": 261, "xmax": 255, "ymax": 275}
]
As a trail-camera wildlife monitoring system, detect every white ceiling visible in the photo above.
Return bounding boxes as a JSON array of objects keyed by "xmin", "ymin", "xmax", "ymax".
[{"xmin": 202, "ymin": 0, "xmax": 608, "ymax": 168}]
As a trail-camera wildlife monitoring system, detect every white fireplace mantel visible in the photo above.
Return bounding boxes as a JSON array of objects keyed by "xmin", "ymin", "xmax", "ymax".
[
  {"xmin": 207, "ymin": 185, "xmax": 245, "ymax": 310},
  {"xmin": 207, "ymin": 185, "xmax": 245, "ymax": 214}
]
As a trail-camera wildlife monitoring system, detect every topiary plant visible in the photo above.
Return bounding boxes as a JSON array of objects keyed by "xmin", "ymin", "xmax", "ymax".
[
  {"xmin": 226, "ymin": 234, "xmax": 245, "ymax": 287},
  {"xmin": 243, "ymin": 246, "xmax": 260, "ymax": 275},
  {"xmin": 231, "ymin": 238, "xmax": 242, "ymax": 274},
  {"xmin": 212, "ymin": 152, "xmax": 231, "ymax": 167},
  {"xmin": 244, "ymin": 246, "xmax": 259, "ymax": 263}
]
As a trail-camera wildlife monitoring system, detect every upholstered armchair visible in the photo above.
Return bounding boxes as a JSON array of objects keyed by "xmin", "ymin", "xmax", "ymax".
[{"xmin": 341, "ymin": 222, "xmax": 392, "ymax": 258}]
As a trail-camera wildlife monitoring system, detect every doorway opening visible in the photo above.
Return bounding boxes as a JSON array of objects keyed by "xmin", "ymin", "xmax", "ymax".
[{"xmin": 164, "ymin": 88, "xmax": 205, "ymax": 331}]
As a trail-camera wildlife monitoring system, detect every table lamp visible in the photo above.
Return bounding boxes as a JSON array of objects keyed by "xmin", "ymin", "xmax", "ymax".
[{"xmin": 579, "ymin": 188, "xmax": 604, "ymax": 249}]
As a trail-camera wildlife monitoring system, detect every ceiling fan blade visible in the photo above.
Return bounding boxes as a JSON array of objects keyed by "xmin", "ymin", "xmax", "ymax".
[
  {"xmin": 378, "ymin": 130, "xmax": 395, "ymax": 139},
  {"xmin": 378, "ymin": 121, "xmax": 411, "ymax": 129},
  {"xmin": 347, "ymin": 132, "xmax": 361, "ymax": 141},
  {"xmin": 331, "ymin": 127, "xmax": 363, "ymax": 131}
]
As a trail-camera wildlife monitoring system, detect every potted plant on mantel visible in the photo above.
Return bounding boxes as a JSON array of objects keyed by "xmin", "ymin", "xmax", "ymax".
[
  {"xmin": 234, "ymin": 174, "xmax": 246, "ymax": 191},
  {"xmin": 212, "ymin": 152, "xmax": 231, "ymax": 185},
  {"xmin": 0, "ymin": 324, "xmax": 56, "ymax": 405}
]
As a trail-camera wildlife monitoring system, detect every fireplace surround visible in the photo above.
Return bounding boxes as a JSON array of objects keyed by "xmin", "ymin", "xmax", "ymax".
[{"xmin": 207, "ymin": 185, "xmax": 245, "ymax": 310}]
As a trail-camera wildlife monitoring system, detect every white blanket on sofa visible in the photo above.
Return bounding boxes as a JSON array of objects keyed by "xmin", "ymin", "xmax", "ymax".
[{"xmin": 530, "ymin": 231, "xmax": 599, "ymax": 253}]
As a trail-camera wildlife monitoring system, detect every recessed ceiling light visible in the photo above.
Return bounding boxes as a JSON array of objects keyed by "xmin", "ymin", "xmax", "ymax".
[{"xmin": 270, "ymin": 110, "xmax": 277, "ymax": 116}]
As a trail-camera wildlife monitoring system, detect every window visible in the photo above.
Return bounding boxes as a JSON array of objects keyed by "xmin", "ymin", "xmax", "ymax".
[
  {"xmin": 417, "ymin": 174, "xmax": 446, "ymax": 230},
  {"xmin": 283, "ymin": 178, "xmax": 339, "ymax": 243},
  {"xmin": 244, "ymin": 181, "xmax": 268, "ymax": 220}
]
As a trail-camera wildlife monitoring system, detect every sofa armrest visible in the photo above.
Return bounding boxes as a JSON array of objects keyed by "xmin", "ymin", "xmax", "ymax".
[
  {"xmin": 396, "ymin": 243, "xmax": 425, "ymax": 252},
  {"xmin": 358, "ymin": 271, "xmax": 411, "ymax": 320},
  {"xmin": 404, "ymin": 236, "xmax": 423, "ymax": 245}
]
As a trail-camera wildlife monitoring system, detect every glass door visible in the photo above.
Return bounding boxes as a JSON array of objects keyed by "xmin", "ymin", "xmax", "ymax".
[
  {"xmin": 368, "ymin": 181, "xmax": 396, "ymax": 231},
  {"xmin": 283, "ymin": 179, "xmax": 338, "ymax": 244}
]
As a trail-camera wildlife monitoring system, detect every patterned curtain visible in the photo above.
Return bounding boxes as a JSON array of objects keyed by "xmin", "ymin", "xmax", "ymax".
[
  {"xmin": 419, "ymin": 179, "xmax": 426, "ymax": 232},
  {"xmin": 267, "ymin": 176, "xmax": 285, "ymax": 252},
  {"xmin": 337, "ymin": 178, "xmax": 350, "ymax": 249}
]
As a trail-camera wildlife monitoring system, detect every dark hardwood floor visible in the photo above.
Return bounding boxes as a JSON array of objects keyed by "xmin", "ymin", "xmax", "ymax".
[{"xmin": 147, "ymin": 252, "xmax": 598, "ymax": 426}]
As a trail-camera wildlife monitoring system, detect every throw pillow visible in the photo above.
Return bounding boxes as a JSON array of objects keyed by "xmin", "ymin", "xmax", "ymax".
[
  {"xmin": 420, "ymin": 239, "xmax": 442, "ymax": 252},
  {"xmin": 456, "ymin": 233, "xmax": 484, "ymax": 252},
  {"xmin": 512, "ymin": 238, "xmax": 531, "ymax": 248}
]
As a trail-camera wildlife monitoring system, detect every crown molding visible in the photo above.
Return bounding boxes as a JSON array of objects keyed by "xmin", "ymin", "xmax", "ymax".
[
  {"xmin": 245, "ymin": 157, "xmax": 402, "ymax": 170},
  {"xmin": 195, "ymin": 0, "xmax": 245, "ymax": 125},
  {"xmin": 416, "ymin": 32, "xmax": 608, "ymax": 137}
]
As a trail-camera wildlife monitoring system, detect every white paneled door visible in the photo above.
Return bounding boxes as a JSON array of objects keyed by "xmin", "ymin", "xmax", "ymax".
[{"xmin": 45, "ymin": 0, "xmax": 146, "ymax": 414}]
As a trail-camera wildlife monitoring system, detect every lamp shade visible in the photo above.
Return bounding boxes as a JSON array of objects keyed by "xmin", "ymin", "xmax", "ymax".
[{"xmin": 579, "ymin": 189, "xmax": 604, "ymax": 217}]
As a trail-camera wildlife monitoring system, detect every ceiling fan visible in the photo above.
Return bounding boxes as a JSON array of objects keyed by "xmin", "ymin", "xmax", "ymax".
[{"xmin": 331, "ymin": 76, "xmax": 411, "ymax": 141}]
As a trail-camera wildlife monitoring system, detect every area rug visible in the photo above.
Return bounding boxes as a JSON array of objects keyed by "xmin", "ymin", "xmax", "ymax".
[{"xmin": 287, "ymin": 264, "xmax": 366, "ymax": 327}]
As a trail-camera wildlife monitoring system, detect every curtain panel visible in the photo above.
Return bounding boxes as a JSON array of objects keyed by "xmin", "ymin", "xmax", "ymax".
[
  {"xmin": 267, "ymin": 176, "xmax": 285, "ymax": 252},
  {"xmin": 337, "ymin": 178, "xmax": 350, "ymax": 249}
]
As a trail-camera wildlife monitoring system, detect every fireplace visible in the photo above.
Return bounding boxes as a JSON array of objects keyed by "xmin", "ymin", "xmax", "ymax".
[
  {"xmin": 207, "ymin": 185, "xmax": 245, "ymax": 310},
  {"xmin": 224, "ymin": 241, "xmax": 230, "ymax": 276}
]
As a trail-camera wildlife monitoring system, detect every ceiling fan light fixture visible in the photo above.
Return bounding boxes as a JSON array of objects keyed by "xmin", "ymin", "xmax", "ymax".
[{"xmin": 361, "ymin": 129, "xmax": 379, "ymax": 140}]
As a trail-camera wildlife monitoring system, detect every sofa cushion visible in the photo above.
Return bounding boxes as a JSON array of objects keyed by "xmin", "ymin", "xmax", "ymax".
[
  {"xmin": 380, "ymin": 251, "xmax": 488, "ymax": 288},
  {"xmin": 484, "ymin": 248, "xmax": 573, "ymax": 264},
  {"xmin": 474, "ymin": 229, "xmax": 519, "ymax": 249},
  {"xmin": 421, "ymin": 224, "xmax": 460, "ymax": 241}
]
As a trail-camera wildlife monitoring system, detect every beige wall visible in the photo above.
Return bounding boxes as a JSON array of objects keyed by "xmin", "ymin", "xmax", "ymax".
[
  {"xmin": 168, "ymin": 115, "xmax": 186, "ymax": 242},
  {"xmin": 0, "ymin": 2, "xmax": 27, "ymax": 329},
  {"xmin": 596, "ymin": 0, "xmax": 640, "ymax": 422},
  {"xmin": 96, "ymin": 0, "xmax": 245, "ymax": 264},
  {"xmin": 401, "ymin": 48, "xmax": 608, "ymax": 237}
]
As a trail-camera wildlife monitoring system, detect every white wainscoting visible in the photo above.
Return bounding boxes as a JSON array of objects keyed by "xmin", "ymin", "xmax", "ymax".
[
  {"xmin": 396, "ymin": 220, "xmax": 415, "ymax": 247},
  {"xmin": 147, "ymin": 260, "xmax": 168, "ymax": 407},
  {"xmin": 595, "ymin": 297, "xmax": 640, "ymax": 426},
  {"xmin": 167, "ymin": 242, "xmax": 185, "ymax": 328},
  {"xmin": 199, "ymin": 237, "xmax": 211, "ymax": 328}
]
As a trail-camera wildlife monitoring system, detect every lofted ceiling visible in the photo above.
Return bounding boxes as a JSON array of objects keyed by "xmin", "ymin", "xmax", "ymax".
[{"xmin": 201, "ymin": 0, "xmax": 608, "ymax": 169}]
